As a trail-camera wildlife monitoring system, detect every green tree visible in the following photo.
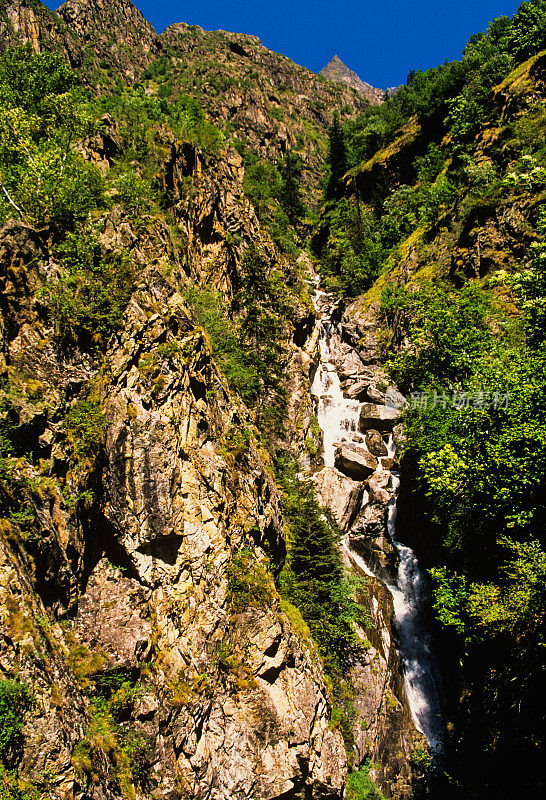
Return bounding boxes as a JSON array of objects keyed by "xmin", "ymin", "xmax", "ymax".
[
  {"xmin": 278, "ymin": 151, "xmax": 305, "ymax": 224},
  {"xmin": 325, "ymin": 112, "xmax": 348, "ymax": 200},
  {"xmin": 0, "ymin": 46, "xmax": 102, "ymax": 231},
  {"xmin": 0, "ymin": 681, "xmax": 33, "ymax": 766}
]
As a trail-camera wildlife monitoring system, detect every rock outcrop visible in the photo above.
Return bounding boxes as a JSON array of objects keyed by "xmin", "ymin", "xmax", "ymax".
[
  {"xmin": 0, "ymin": 133, "xmax": 348, "ymax": 800},
  {"xmin": 0, "ymin": 4, "xmax": 428, "ymax": 799},
  {"xmin": 320, "ymin": 54, "xmax": 385, "ymax": 104}
]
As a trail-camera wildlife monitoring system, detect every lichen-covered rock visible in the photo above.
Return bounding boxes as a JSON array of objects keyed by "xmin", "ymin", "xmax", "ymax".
[
  {"xmin": 365, "ymin": 429, "xmax": 388, "ymax": 457},
  {"xmin": 314, "ymin": 468, "xmax": 364, "ymax": 530},
  {"xmin": 0, "ymin": 134, "xmax": 348, "ymax": 800}
]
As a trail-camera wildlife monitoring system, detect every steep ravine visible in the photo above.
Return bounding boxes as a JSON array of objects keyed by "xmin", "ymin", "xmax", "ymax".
[
  {"xmin": 0, "ymin": 3, "xmax": 451, "ymax": 797},
  {"xmin": 0, "ymin": 144, "xmax": 353, "ymax": 799},
  {"xmin": 306, "ymin": 284, "xmax": 444, "ymax": 793}
]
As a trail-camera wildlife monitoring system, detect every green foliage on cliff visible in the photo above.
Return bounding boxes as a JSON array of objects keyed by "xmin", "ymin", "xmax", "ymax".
[
  {"xmin": 316, "ymin": 1, "xmax": 546, "ymax": 299},
  {"xmin": 185, "ymin": 245, "xmax": 291, "ymax": 435},
  {"xmin": 380, "ymin": 281, "xmax": 493, "ymax": 392},
  {"xmin": 346, "ymin": 763, "xmax": 386, "ymax": 800},
  {"xmin": 0, "ymin": 46, "xmax": 103, "ymax": 232},
  {"xmin": 227, "ymin": 549, "xmax": 275, "ymax": 611},
  {"xmin": 0, "ymin": 681, "xmax": 36, "ymax": 800},
  {"xmin": 0, "ymin": 681, "xmax": 33, "ymax": 766},
  {"xmin": 240, "ymin": 147, "xmax": 302, "ymax": 253},
  {"xmin": 42, "ymin": 228, "xmax": 137, "ymax": 348}
]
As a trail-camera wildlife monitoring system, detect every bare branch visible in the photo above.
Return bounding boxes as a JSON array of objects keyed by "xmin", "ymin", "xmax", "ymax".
[{"xmin": 0, "ymin": 180, "xmax": 28, "ymax": 222}]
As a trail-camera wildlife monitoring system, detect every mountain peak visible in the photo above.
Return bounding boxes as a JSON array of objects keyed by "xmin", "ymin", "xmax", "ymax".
[{"xmin": 320, "ymin": 54, "xmax": 385, "ymax": 104}]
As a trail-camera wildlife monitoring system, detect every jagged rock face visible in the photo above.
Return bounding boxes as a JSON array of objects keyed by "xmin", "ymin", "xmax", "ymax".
[
  {"xmin": 0, "ymin": 5, "xmax": 430, "ymax": 798},
  {"xmin": 0, "ymin": 0, "xmax": 82, "ymax": 61},
  {"xmin": 156, "ymin": 25, "xmax": 367, "ymax": 197},
  {"xmin": 366, "ymin": 429, "xmax": 388, "ymax": 457},
  {"xmin": 0, "ymin": 129, "xmax": 348, "ymax": 799},
  {"xmin": 57, "ymin": 0, "xmax": 158, "ymax": 79},
  {"xmin": 314, "ymin": 468, "xmax": 364, "ymax": 530},
  {"xmin": 0, "ymin": 0, "xmax": 367, "ymax": 204},
  {"xmin": 319, "ymin": 54, "xmax": 385, "ymax": 104}
]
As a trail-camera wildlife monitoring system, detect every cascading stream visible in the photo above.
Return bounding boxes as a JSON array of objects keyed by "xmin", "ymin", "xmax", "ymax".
[{"xmin": 310, "ymin": 288, "xmax": 444, "ymax": 755}]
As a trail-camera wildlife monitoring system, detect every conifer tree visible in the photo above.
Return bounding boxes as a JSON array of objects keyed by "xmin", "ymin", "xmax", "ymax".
[
  {"xmin": 325, "ymin": 111, "xmax": 348, "ymax": 201},
  {"xmin": 279, "ymin": 150, "xmax": 305, "ymax": 224},
  {"xmin": 280, "ymin": 471, "xmax": 358, "ymax": 666}
]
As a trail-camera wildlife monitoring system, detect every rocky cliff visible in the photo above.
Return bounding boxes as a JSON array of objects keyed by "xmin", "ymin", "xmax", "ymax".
[
  {"xmin": 0, "ymin": 2, "xmax": 429, "ymax": 799},
  {"xmin": 0, "ymin": 0, "xmax": 368, "ymax": 198},
  {"xmin": 0, "ymin": 143, "xmax": 349, "ymax": 800}
]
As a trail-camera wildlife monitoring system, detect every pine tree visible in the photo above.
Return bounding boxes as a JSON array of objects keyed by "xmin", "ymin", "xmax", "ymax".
[
  {"xmin": 325, "ymin": 111, "xmax": 348, "ymax": 201},
  {"xmin": 280, "ymin": 471, "xmax": 359, "ymax": 665}
]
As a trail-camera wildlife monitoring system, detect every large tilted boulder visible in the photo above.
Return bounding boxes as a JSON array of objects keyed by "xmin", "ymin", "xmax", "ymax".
[
  {"xmin": 344, "ymin": 378, "xmax": 371, "ymax": 401},
  {"xmin": 359, "ymin": 403, "xmax": 401, "ymax": 432},
  {"xmin": 334, "ymin": 443, "xmax": 378, "ymax": 479}
]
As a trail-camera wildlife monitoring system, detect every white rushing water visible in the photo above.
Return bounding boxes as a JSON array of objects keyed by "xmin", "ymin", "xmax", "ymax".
[{"xmin": 310, "ymin": 289, "xmax": 444, "ymax": 754}]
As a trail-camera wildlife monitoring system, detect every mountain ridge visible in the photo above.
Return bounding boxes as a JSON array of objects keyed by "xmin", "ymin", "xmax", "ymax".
[{"xmin": 320, "ymin": 53, "xmax": 385, "ymax": 104}]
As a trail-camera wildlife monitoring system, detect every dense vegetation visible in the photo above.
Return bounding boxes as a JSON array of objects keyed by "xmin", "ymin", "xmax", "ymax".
[
  {"xmin": 313, "ymin": 1, "xmax": 546, "ymax": 796},
  {"xmin": 316, "ymin": 0, "xmax": 546, "ymax": 298},
  {"xmin": 389, "ymin": 220, "xmax": 546, "ymax": 798},
  {"xmin": 0, "ymin": 1, "xmax": 545, "ymax": 798}
]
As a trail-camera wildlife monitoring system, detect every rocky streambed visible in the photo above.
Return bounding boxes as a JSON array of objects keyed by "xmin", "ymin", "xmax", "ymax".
[{"xmin": 308, "ymin": 285, "xmax": 444, "ymax": 790}]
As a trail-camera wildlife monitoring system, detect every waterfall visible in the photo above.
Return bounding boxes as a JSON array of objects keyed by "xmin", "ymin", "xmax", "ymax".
[
  {"xmin": 310, "ymin": 289, "xmax": 444, "ymax": 755},
  {"xmin": 310, "ymin": 326, "xmax": 361, "ymax": 468}
]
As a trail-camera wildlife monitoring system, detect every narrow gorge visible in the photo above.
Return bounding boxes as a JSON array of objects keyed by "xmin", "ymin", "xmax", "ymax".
[
  {"xmin": 309, "ymin": 286, "xmax": 444, "ymax": 757},
  {"xmin": 0, "ymin": 1, "xmax": 545, "ymax": 800}
]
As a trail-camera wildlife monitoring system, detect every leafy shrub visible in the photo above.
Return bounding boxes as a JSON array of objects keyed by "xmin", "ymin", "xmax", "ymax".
[
  {"xmin": 415, "ymin": 143, "xmax": 445, "ymax": 182},
  {"xmin": 380, "ymin": 280, "xmax": 492, "ymax": 392},
  {"xmin": 113, "ymin": 171, "xmax": 157, "ymax": 218},
  {"xmin": 418, "ymin": 175, "xmax": 457, "ymax": 225},
  {"xmin": 42, "ymin": 228, "xmax": 136, "ymax": 347},
  {"xmin": 186, "ymin": 247, "xmax": 288, "ymax": 429},
  {"xmin": 65, "ymin": 396, "xmax": 106, "ymax": 460},
  {"xmin": 0, "ymin": 764, "xmax": 38, "ymax": 800},
  {"xmin": 168, "ymin": 95, "xmax": 225, "ymax": 152},
  {"xmin": 0, "ymin": 681, "xmax": 33, "ymax": 766},
  {"xmin": 0, "ymin": 47, "xmax": 103, "ymax": 232},
  {"xmin": 184, "ymin": 286, "xmax": 262, "ymax": 403},
  {"xmin": 502, "ymin": 0, "xmax": 546, "ymax": 61},
  {"xmin": 226, "ymin": 549, "xmax": 275, "ymax": 612}
]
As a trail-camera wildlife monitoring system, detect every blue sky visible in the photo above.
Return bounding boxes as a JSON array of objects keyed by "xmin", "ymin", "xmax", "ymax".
[{"xmin": 48, "ymin": 1, "xmax": 522, "ymax": 88}]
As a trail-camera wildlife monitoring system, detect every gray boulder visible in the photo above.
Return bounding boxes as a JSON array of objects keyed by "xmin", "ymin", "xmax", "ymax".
[
  {"xmin": 359, "ymin": 403, "xmax": 400, "ymax": 432},
  {"xmin": 334, "ymin": 444, "xmax": 378, "ymax": 479}
]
